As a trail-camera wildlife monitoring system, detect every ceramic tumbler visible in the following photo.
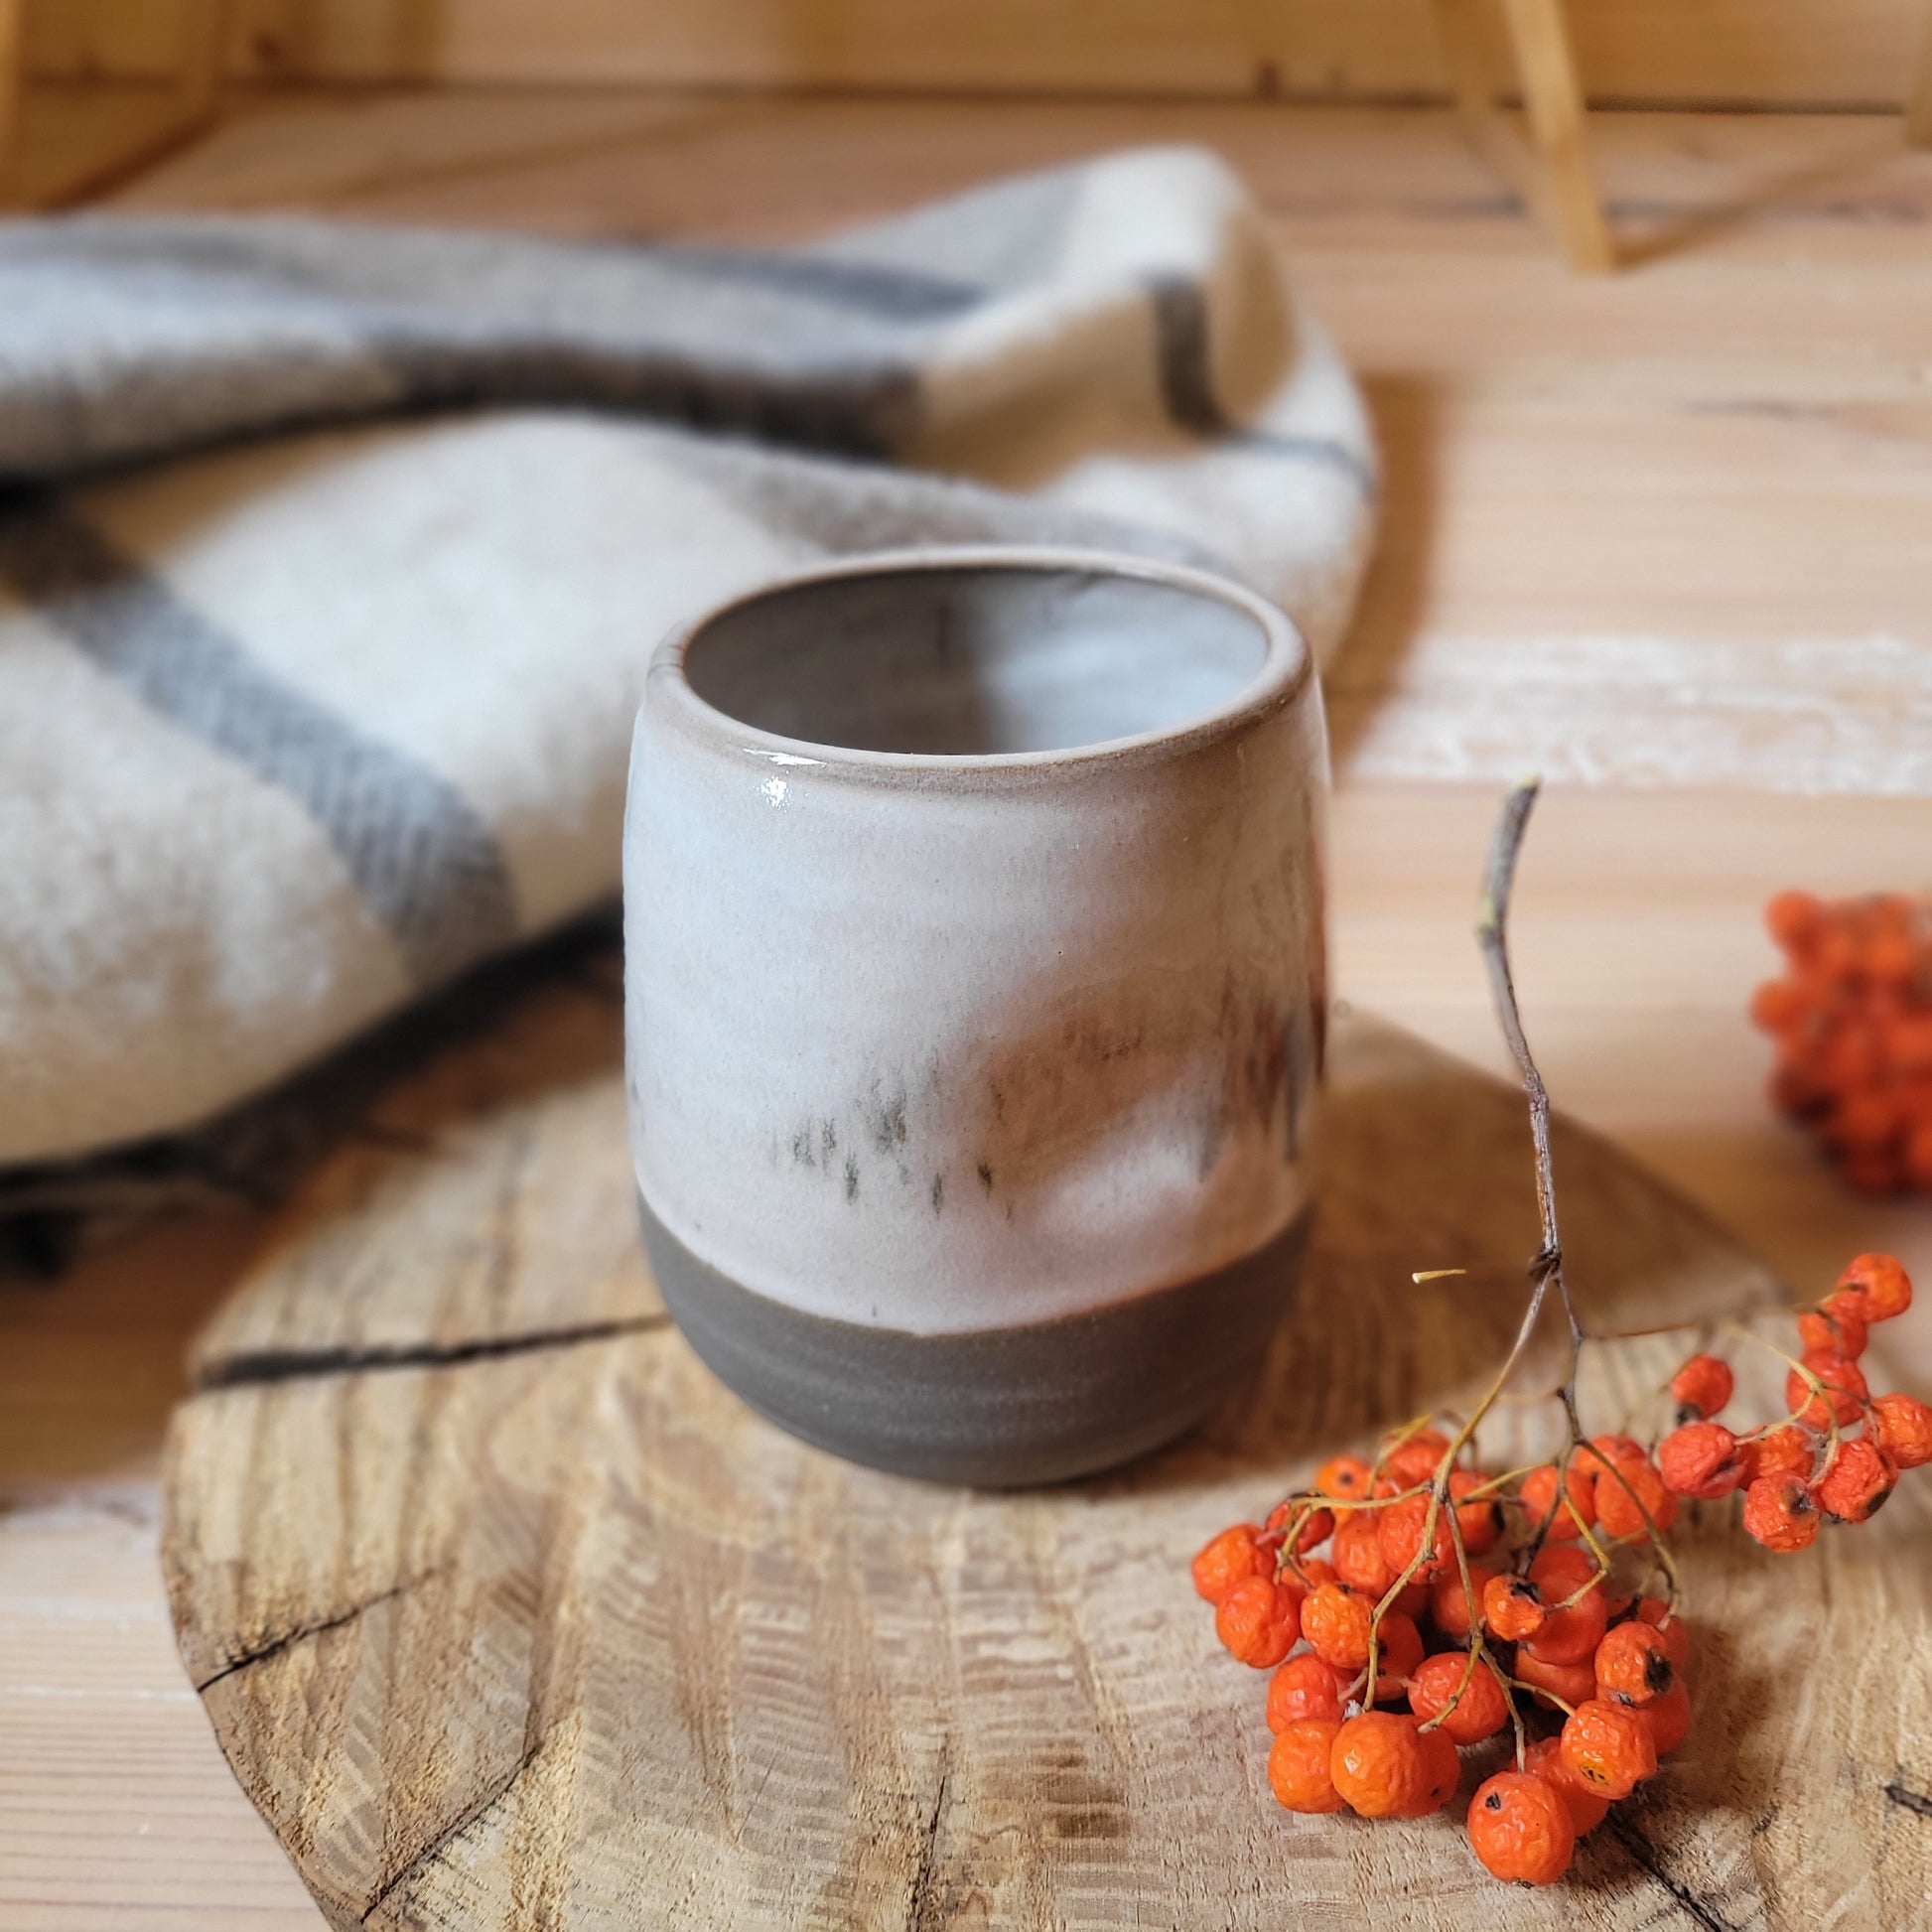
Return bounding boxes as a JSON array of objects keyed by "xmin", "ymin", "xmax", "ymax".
[{"xmin": 623, "ymin": 547, "xmax": 1328, "ymax": 1484}]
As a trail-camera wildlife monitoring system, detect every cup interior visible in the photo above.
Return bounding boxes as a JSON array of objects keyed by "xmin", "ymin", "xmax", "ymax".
[{"xmin": 681, "ymin": 560, "xmax": 1274, "ymax": 757}]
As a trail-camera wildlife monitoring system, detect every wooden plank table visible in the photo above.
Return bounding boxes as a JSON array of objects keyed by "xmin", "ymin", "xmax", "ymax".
[{"xmin": 3, "ymin": 92, "xmax": 1931, "ymax": 1929}]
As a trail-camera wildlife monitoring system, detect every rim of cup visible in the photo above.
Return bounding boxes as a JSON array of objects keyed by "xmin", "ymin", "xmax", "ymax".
[{"xmin": 646, "ymin": 544, "xmax": 1313, "ymax": 781}]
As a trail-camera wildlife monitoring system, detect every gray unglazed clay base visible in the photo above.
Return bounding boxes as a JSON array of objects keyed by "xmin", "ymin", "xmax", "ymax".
[{"xmin": 639, "ymin": 1194, "xmax": 1311, "ymax": 1487}]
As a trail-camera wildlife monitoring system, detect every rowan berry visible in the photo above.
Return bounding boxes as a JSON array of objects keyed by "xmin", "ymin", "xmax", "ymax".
[
  {"xmin": 1330, "ymin": 1711, "xmax": 1459, "ymax": 1819},
  {"xmin": 1525, "ymin": 1735, "xmax": 1609, "ymax": 1836},
  {"xmin": 1593, "ymin": 1620, "xmax": 1675, "ymax": 1708},
  {"xmin": 1215, "ymin": 1575, "xmax": 1301, "ymax": 1667},
  {"xmin": 1669, "ymin": 1353, "xmax": 1734, "ymax": 1419},
  {"xmin": 1513, "ymin": 1645, "xmax": 1597, "ymax": 1712},
  {"xmin": 1872, "ymin": 1391, "xmax": 1932, "ymax": 1469},
  {"xmin": 1835, "ymin": 1252, "xmax": 1912, "ymax": 1323},
  {"xmin": 1632, "ymin": 1598, "xmax": 1691, "ymax": 1673},
  {"xmin": 1560, "ymin": 1697, "xmax": 1657, "ymax": 1799},
  {"xmin": 1409, "ymin": 1649, "xmax": 1508, "ymax": 1743},
  {"xmin": 1377, "ymin": 1493, "xmax": 1454, "ymax": 1581},
  {"xmin": 1393, "ymin": 1580, "xmax": 1433, "ymax": 1621},
  {"xmin": 1658, "ymin": 1421, "xmax": 1748, "ymax": 1499},
  {"xmin": 1786, "ymin": 1352, "xmax": 1868, "ymax": 1430},
  {"xmin": 1268, "ymin": 1717, "xmax": 1345, "ymax": 1814},
  {"xmin": 1589, "ymin": 1448, "xmax": 1677, "ymax": 1539},
  {"xmin": 1742, "ymin": 1472, "xmax": 1820, "ymax": 1553},
  {"xmin": 1371, "ymin": 1611, "xmax": 1425, "ymax": 1697},
  {"xmin": 1449, "ymin": 1469, "xmax": 1506, "ymax": 1555},
  {"xmin": 1814, "ymin": 1438, "xmax": 1896, "ymax": 1523},
  {"xmin": 1523, "ymin": 1459, "xmax": 1597, "ymax": 1540},
  {"xmin": 1639, "ymin": 1679, "xmax": 1694, "ymax": 1756},
  {"xmin": 1749, "ymin": 978, "xmax": 1809, "ymax": 1034},
  {"xmin": 1378, "ymin": 1429, "xmax": 1451, "ymax": 1493},
  {"xmin": 1316, "ymin": 1454, "xmax": 1374, "ymax": 1502},
  {"xmin": 1267, "ymin": 1653, "xmax": 1346, "ymax": 1731},
  {"xmin": 1765, "ymin": 889, "xmax": 1825, "ymax": 952},
  {"xmin": 1467, "ymin": 1770, "xmax": 1576, "ymax": 1886},
  {"xmin": 1331, "ymin": 1512, "xmax": 1396, "ymax": 1596},
  {"xmin": 1430, "ymin": 1562, "xmax": 1494, "ymax": 1642},
  {"xmin": 1742, "ymin": 1423, "xmax": 1818, "ymax": 1484},
  {"xmin": 1191, "ymin": 1524, "xmax": 1270, "ymax": 1604},
  {"xmin": 1301, "ymin": 1583, "xmax": 1374, "ymax": 1673},
  {"xmin": 1289, "ymin": 1557, "xmax": 1340, "ymax": 1591},
  {"xmin": 1524, "ymin": 1548, "xmax": 1607, "ymax": 1666},
  {"xmin": 1267, "ymin": 1500, "xmax": 1336, "ymax": 1555},
  {"xmin": 1482, "ymin": 1572, "xmax": 1546, "ymax": 1644},
  {"xmin": 1798, "ymin": 1305, "xmax": 1867, "ymax": 1361}
]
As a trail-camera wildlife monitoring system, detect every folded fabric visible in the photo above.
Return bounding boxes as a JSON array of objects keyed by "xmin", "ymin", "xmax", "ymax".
[{"xmin": 0, "ymin": 145, "xmax": 1376, "ymax": 1167}]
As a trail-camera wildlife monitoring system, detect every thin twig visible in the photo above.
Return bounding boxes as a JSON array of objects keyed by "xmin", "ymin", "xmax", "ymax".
[{"xmin": 1475, "ymin": 778, "xmax": 1586, "ymax": 1385}]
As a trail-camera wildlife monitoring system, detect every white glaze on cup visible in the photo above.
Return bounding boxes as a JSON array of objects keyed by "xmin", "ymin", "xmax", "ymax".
[{"xmin": 623, "ymin": 548, "xmax": 1327, "ymax": 1478}]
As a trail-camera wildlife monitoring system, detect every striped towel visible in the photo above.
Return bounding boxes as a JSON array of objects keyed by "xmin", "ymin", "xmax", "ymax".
[{"xmin": 0, "ymin": 145, "xmax": 1375, "ymax": 1173}]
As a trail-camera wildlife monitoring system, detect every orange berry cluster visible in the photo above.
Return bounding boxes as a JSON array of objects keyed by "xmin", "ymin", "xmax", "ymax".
[
  {"xmin": 1193, "ymin": 1428, "xmax": 1693, "ymax": 1886},
  {"xmin": 1751, "ymin": 889, "xmax": 1932, "ymax": 1193},
  {"xmin": 1191, "ymin": 1253, "xmax": 1926, "ymax": 1889},
  {"xmin": 1658, "ymin": 1253, "xmax": 1928, "ymax": 1554}
]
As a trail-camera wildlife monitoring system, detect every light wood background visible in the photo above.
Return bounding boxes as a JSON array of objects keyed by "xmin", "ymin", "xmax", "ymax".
[
  {"xmin": 22, "ymin": 0, "xmax": 1932, "ymax": 107},
  {"xmin": 1, "ymin": 88, "xmax": 1931, "ymax": 1930}
]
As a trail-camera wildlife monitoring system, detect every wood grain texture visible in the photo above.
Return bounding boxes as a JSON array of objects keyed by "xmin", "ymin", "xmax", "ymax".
[
  {"xmin": 215, "ymin": 0, "xmax": 1931, "ymax": 111},
  {"xmin": 159, "ymin": 988, "xmax": 1932, "ymax": 1930},
  {"xmin": 4, "ymin": 93, "xmax": 1931, "ymax": 1929}
]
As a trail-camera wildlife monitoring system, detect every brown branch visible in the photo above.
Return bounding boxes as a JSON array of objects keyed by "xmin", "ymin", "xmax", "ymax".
[{"xmin": 1475, "ymin": 778, "xmax": 1584, "ymax": 1373}]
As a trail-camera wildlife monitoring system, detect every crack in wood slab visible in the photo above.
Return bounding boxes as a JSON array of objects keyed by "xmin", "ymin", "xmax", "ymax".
[
  {"xmin": 1607, "ymin": 1814, "xmax": 1730, "ymax": 1931},
  {"xmin": 194, "ymin": 1311, "xmax": 672, "ymax": 1391},
  {"xmin": 358, "ymin": 1729, "xmax": 546, "ymax": 1926},
  {"xmin": 195, "ymin": 1569, "xmax": 447, "ymax": 1692},
  {"xmin": 906, "ymin": 1748, "xmax": 954, "ymax": 1932},
  {"xmin": 1885, "ymin": 1777, "xmax": 1932, "ymax": 1821}
]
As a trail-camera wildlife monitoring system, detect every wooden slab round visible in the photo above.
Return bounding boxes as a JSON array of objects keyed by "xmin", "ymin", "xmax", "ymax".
[{"xmin": 161, "ymin": 980, "xmax": 1932, "ymax": 1930}]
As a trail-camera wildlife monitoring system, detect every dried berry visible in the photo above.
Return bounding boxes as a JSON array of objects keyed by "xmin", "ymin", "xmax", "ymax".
[
  {"xmin": 1191, "ymin": 1524, "xmax": 1271, "ymax": 1605},
  {"xmin": 1214, "ymin": 1575, "xmax": 1301, "ymax": 1668},
  {"xmin": 1519, "ymin": 1460, "xmax": 1594, "ymax": 1539},
  {"xmin": 1593, "ymin": 1620, "xmax": 1675, "ymax": 1708},
  {"xmin": 1814, "ymin": 1438, "xmax": 1896, "ymax": 1523},
  {"xmin": 1670, "ymin": 1353, "xmax": 1734, "ymax": 1419},
  {"xmin": 1268, "ymin": 1718, "xmax": 1345, "ymax": 1814},
  {"xmin": 1658, "ymin": 1421, "xmax": 1747, "ymax": 1499},
  {"xmin": 1560, "ymin": 1698, "xmax": 1657, "ymax": 1799},
  {"xmin": 1266, "ymin": 1653, "xmax": 1347, "ymax": 1732},
  {"xmin": 1330, "ymin": 1712, "xmax": 1458, "ymax": 1820},
  {"xmin": 1468, "ymin": 1771, "xmax": 1576, "ymax": 1885},
  {"xmin": 1742, "ymin": 1473, "xmax": 1820, "ymax": 1553},
  {"xmin": 1872, "ymin": 1392, "xmax": 1932, "ymax": 1469},
  {"xmin": 1409, "ymin": 1650, "xmax": 1508, "ymax": 1744}
]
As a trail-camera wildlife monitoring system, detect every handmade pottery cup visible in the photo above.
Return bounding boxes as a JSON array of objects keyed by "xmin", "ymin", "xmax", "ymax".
[{"xmin": 624, "ymin": 547, "xmax": 1328, "ymax": 1485}]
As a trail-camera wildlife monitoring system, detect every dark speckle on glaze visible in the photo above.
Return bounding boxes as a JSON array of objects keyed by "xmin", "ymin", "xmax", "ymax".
[
  {"xmin": 844, "ymin": 1155, "xmax": 860, "ymax": 1203},
  {"xmin": 870, "ymin": 1088, "xmax": 908, "ymax": 1155},
  {"xmin": 976, "ymin": 1161, "xmax": 994, "ymax": 1193},
  {"xmin": 820, "ymin": 1120, "xmax": 837, "ymax": 1162},
  {"xmin": 930, "ymin": 1173, "xmax": 944, "ymax": 1213},
  {"xmin": 790, "ymin": 1126, "xmax": 815, "ymax": 1169}
]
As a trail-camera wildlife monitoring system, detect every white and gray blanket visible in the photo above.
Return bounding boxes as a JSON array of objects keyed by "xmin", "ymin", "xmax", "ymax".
[{"xmin": 0, "ymin": 145, "xmax": 1375, "ymax": 1174}]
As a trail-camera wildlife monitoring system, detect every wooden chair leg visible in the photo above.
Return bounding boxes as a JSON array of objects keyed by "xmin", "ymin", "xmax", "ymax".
[
  {"xmin": 1907, "ymin": 1, "xmax": 1932, "ymax": 147},
  {"xmin": 1501, "ymin": 0, "xmax": 1614, "ymax": 272},
  {"xmin": 1431, "ymin": 0, "xmax": 1613, "ymax": 272},
  {"xmin": 0, "ymin": 0, "xmax": 22, "ymax": 207}
]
